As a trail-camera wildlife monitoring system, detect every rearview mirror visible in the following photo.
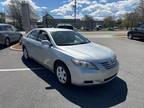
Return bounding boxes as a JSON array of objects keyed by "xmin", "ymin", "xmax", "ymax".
[{"xmin": 41, "ymin": 40, "xmax": 52, "ymax": 46}]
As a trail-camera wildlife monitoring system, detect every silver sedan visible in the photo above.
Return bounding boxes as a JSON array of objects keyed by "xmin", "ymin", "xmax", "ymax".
[
  {"xmin": 0, "ymin": 24, "xmax": 22, "ymax": 46},
  {"xmin": 22, "ymin": 28, "xmax": 119, "ymax": 86}
]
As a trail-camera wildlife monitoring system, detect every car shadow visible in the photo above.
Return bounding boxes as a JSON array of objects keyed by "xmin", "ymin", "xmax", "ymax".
[
  {"xmin": 0, "ymin": 41, "xmax": 19, "ymax": 50},
  {"xmin": 132, "ymin": 38, "xmax": 144, "ymax": 42},
  {"xmin": 22, "ymin": 57, "xmax": 128, "ymax": 108},
  {"xmin": 0, "ymin": 45, "xmax": 7, "ymax": 50}
]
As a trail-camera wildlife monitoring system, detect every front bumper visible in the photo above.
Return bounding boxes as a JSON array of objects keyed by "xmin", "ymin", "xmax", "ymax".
[{"xmin": 68, "ymin": 62, "xmax": 119, "ymax": 86}]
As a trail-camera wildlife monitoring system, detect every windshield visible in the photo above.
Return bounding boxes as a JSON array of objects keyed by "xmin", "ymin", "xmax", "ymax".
[
  {"xmin": 0, "ymin": 25, "xmax": 14, "ymax": 32},
  {"xmin": 51, "ymin": 31, "xmax": 90, "ymax": 46}
]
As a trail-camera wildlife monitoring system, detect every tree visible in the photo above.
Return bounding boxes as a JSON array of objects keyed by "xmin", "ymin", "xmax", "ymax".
[
  {"xmin": 116, "ymin": 19, "xmax": 123, "ymax": 29},
  {"xmin": 135, "ymin": 0, "xmax": 144, "ymax": 23},
  {"xmin": 83, "ymin": 15, "xmax": 94, "ymax": 21},
  {"xmin": 82, "ymin": 15, "xmax": 95, "ymax": 30},
  {"xmin": 122, "ymin": 12, "xmax": 139, "ymax": 30},
  {"xmin": 103, "ymin": 16, "xmax": 116, "ymax": 28},
  {"xmin": 42, "ymin": 11, "xmax": 54, "ymax": 27},
  {"xmin": 0, "ymin": 13, "xmax": 5, "ymax": 23},
  {"xmin": 6, "ymin": 0, "xmax": 37, "ymax": 30}
]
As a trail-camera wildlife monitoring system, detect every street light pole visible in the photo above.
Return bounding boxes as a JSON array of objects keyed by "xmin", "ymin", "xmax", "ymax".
[{"xmin": 74, "ymin": 0, "xmax": 76, "ymax": 26}]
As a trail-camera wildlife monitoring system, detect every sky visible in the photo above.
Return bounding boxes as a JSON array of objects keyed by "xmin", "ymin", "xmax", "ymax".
[{"xmin": 0, "ymin": 0, "xmax": 140, "ymax": 20}]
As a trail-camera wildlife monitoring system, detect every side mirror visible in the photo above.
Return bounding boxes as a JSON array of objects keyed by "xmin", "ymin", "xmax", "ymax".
[{"xmin": 41, "ymin": 40, "xmax": 52, "ymax": 47}]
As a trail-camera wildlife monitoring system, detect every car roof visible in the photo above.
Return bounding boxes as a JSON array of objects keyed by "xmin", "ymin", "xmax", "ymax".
[{"xmin": 33, "ymin": 28, "xmax": 73, "ymax": 32}]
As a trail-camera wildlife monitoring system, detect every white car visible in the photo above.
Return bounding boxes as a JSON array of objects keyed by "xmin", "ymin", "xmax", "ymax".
[{"xmin": 22, "ymin": 28, "xmax": 119, "ymax": 86}]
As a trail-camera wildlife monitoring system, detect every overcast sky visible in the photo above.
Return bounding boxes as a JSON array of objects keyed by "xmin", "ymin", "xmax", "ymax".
[{"xmin": 0, "ymin": 0, "xmax": 139, "ymax": 19}]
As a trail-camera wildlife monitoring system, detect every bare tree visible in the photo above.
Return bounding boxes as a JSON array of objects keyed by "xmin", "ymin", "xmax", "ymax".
[
  {"xmin": 103, "ymin": 16, "xmax": 116, "ymax": 28},
  {"xmin": 135, "ymin": 0, "xmax": 144, "ymax": 23},
  {"xmin": 6, "ymin": 0, "xmax": 37, "ymax": 30},
  {"xmin": 82, "ymin": 15, "xmax": 95, "ymax": 30},
  {"xmin": 7, "ymin": 0, "xmax": 22, "ymax": 29}
]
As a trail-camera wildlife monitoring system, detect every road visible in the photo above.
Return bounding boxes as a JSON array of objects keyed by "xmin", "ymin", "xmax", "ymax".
[{"xmin": 0, "ymin": 31, "xmax": 144, "ymax": 108}]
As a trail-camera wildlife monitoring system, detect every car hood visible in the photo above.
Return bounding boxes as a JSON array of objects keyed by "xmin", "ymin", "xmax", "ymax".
[{"xmin": 58, "ymin": 42, "xmax": 115, "ymax": 60}]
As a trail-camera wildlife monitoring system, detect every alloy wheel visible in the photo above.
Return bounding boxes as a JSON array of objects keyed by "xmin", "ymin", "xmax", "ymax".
[{"xmin": 56, "ymin": 66, "xmax": 67, "ymax": 84}]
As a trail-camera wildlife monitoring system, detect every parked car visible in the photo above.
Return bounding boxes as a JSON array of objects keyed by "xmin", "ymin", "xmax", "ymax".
[
  {"xmin": 0, "ymin": 24, "xmax": 22, "ymax": 46},
  {"xmin": 22, "ymin": 28, "xmax": 119, "ymax": 86},
  {"xmin": 127, "ymin": 25, "xmax": 144, "ymax": 40},
  {"xmin": 57, "ymin": 24, "xmax": 77, "ymax": 31}
]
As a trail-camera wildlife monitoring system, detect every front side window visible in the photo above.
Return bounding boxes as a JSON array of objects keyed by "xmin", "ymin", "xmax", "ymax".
[
  {"xmin": 27, "ymin": 30, "xmax": 38, "ymax": 40},
  {"xmin": 37, "ymin": 30, "xmax": 50, "ymax": 42},
  {"xmin": 51, "ymin": 31, "xmax": 90, "ymax": 46}
]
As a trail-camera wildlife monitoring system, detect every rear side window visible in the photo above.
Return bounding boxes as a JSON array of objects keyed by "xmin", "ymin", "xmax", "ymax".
[
  {"xmin": 0, "ymin": 25, "xmax": 14, "ymax": 31},
  {"xmin": 27, "ymin": 30, "xmax": 38, "ymax": 40}
]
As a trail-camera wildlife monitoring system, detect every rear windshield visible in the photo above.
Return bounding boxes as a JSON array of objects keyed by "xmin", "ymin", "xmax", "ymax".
[{"xmin": 0, "ymin": 25, "xmax": 14, "ymax": 31}]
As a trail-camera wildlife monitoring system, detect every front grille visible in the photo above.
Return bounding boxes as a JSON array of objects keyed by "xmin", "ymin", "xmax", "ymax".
[{"xmin": 101, "ymin": 59, "xmax": 117, "ymax": 69}]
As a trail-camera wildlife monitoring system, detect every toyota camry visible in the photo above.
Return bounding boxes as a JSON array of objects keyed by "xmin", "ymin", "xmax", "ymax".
[{"xmin": 22, "ymin": 28, "xmax": 119, "ymax": 86}]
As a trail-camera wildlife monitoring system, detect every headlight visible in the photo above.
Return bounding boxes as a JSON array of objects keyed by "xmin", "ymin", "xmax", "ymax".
[{"xmin": 72, "ymin": 59, "xmax": 99, "ymax": 69}]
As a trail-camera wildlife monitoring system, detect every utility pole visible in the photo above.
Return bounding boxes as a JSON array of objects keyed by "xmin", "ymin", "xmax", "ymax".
[
  {"xmin": 74, "ymin": 0, "xmax": 76, "ymax": 26},
  {"xmin": 21, "ymin": 1, "xmax": 31, "ymax": 32}
]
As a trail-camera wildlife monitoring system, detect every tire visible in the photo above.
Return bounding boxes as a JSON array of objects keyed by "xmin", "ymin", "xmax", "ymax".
[
  {"xmin": 55, "ymin": 63, "xmax": 71, "ymax": 85},
  {"xmin": 128, "ymin": 33, "xmax": 133, "ymax": 39},
  {"xmin": 5, "ymin": 38, "xmax": 10, "ymax": 46},
  {"xmin": 23, "ymin": 47, "xmax": 29, "ymax": 60}
]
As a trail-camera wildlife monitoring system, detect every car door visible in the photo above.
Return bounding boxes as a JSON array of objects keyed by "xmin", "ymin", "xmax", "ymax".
[
  {"xmin": 135, "ymin": 27, "xmax": 144, "ymax": 38},
  {"xmin": 34, "ymin": 30, "xmax": 56, "ymax": 69},
  {"xmin": 25, "ymin": 30, "xmax": 39, "ymax": 59},
  {"xmin": 5, "ymin": 25, "xmax": 17, "ymax": 42}
]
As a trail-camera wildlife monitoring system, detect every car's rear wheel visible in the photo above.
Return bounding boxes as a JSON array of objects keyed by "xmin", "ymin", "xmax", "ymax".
[
  {"xmin": 128, "ymin": 33, "xmax": 133, "ymax": 39},
  {"xmin": 5, "ymin": 38, "xmax": 10, "ymax": 46},
  {"xmin": 23, "ymin": 47, "xmax": 29, "ymax": 60},
  {"xmin": 55, "ymin": 63, "xmax": 71, "ymax": 85}
]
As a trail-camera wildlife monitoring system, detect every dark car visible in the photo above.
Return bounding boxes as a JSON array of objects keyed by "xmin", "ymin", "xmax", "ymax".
[
  {"xmin": 57, "ymin": 24, "xmax": 77, "ymax": 31},
  {"xmin": 127, "ymin": 25, "xmax": 144, "ymax": 40},
  {"xmin": 0, "ymin": 24, "xmax": 22, "ymax": 46}
]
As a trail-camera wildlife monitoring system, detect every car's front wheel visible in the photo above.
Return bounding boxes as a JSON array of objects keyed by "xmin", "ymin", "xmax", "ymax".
[
  {"xmin": 128, "ymin": 33, "xmax": 133, "ymax": 39},
  {"xmin": 55, "ymin": 63, "xmax": 71, "ymax": 85}
]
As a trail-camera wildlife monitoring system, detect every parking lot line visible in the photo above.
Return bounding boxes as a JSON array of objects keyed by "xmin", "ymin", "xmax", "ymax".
[{"xmin": 0, "ymin": 67, "xmax": 44, "ymax": 72}]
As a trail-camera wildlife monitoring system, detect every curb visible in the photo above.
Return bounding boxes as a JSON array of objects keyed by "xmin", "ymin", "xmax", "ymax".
[
  {"xmin": 9, "ymin": 44, "xmax": 22, "ymax": 51},
  {"xmin": 112, "ymin": 35, "xmax": 127, "ymax": 38}
]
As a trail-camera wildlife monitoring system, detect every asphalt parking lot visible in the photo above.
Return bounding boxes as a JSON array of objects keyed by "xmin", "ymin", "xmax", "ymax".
[{"xmin": 0, "ymin": 31, "xmax": 144, "ymax": 108}]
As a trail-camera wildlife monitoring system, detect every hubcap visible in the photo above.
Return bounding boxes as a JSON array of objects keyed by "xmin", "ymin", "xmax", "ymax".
[
  {"xmin": 23, "ymin": 49, "xmax": 28, "ymax": 59},
  {"xmin": 56, "ymin": 66, "xmax": 67, "ymax": 84}
]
